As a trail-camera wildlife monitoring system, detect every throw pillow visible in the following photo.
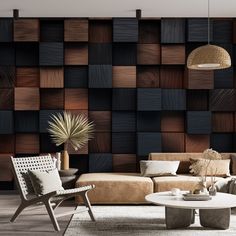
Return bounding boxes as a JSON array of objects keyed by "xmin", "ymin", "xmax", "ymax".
[
  {"xmin": 140, "ymin": 160, "xmax": 180, "ymax": 177},
  {"xmin": 189, "ymin": 159, "xmax": 230, "ymax": 177},
  {"xmin": 28, "ymin": 169, "xmax": 64, "ymax": 195}
]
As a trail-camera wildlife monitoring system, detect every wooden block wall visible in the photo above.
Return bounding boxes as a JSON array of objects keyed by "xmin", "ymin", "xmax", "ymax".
[{"xmin": 0, "ymin": 17, "xmax": 236, "ymax": 189}]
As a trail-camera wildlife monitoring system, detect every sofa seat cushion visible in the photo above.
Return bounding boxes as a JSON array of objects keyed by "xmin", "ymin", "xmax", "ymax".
[
  {"xmin": 152, "ymin": 174, "xmax": 224, "ymax": 192},
  {"xmin": 76, "ymin": 173, "xmax": 153, "ymax": 204}
]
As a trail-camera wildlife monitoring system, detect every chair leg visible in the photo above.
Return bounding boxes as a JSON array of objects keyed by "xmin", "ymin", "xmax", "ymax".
[
  {"xmin": 44, "ymin": 200, "xmax": 60, "ymax": 231},
  {"xmin": 82, "ymin": 191, "xmax": 95, "ymax": 221},
  {"xmin": 52, "ymin": 200, "xmax": 63, "ymax": 210},
  {"xmin": 10, "ymin": 202, "xmax": 26, "ymax": 222}
]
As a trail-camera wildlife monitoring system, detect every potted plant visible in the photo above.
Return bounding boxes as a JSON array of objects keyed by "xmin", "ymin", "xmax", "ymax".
[{"xmin": 48, "ymin": 111, "xmax": 94, "ymax": 170}]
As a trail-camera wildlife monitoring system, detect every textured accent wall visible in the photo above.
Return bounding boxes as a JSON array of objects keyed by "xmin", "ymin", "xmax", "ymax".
[{"xmin": 0, "ymin": 17, "xmax": 236, "ymax": 189}]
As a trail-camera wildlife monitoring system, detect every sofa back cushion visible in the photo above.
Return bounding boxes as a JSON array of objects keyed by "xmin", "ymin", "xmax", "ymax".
[{"xmin": 149, "ymin": 153, "xmax": 234, "ymax": 174}]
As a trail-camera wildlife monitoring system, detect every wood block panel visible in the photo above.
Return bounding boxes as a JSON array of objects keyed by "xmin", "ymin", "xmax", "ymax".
[
  {"xmin": 212, "ymin": 112, "xmax": 234, "ymax": 132},
  {"xmin": 112, "ymin": 89, "xmax": 136, "ymax": 111},
  {"xmin": 88, "ymin": 65, "xmax": 112, "ymax": 88},
  {"xmin": 213, "ymin": 19, "xmax": 232, "ymax": 43},
  {"xmin": 233, "ymin": 20, "xmax": 236, "ymax": 43},
  {"xmin": 70, "ymin": 154, "xmax": 88, "ymax": 175},
  {"xmin": 112, "ymin": 112, "xmax": 136, "ymax": 132},
  {"xmin": 64, "ymin": 19, "xmax": 88, "ymax": 42},
  {"xmin": 64, "ymin": 88, "xmax": 88, "ymax": 109},
  {"xmin": 137, "ymin": 132, "xmax": 161, "ymax": 156},
  {"xmin": 137, "ymin": 44, "xmax": 160, "ymax": 65},
  {"xmin": 113, "ymin": 18, "xmax": 138, "ymax": 42},
  {"xmin": 113, "ymin": 43, "xmax": 136, "ymax": 66},
  {"xmin": 160, "ymin": 66, "xmax": 184, "ymax": 88},
  {"xmin": 0, "ymin": 44, "xmax": 15, "ymax": 65},
  {"xmin": 89, "ymin": 153, "xmax": 113, "ymax": 172},
  {"xmin": 14, "ymin": 19, "xmax": 39, "ymax": 41},
  {"xmin": 214, "ymin": 67, "xmax": 234, "ymax": 88},
  {"xmin": 64, "ymin": 43, "xmax": 88, "ymax": 65},
  {"xmin": 40, "ymin": 67, "xmax": 64, "ymax": 88},
  {"xmin": 113, "ymin": 154, "xmax": 137, "ymax": 172},
  {"xmin": 89, "ymin": 132, "xmax": 111, "ymax": 153},
  {"xmin": 187, "ymin": 111, "xmax": 212, "ymax": 134},
  {"xmin": 15, "ymin": 134, "xmax": 39, "ymax": 154},
  {"xmin": 40, "ymin": 133, "xmax": 62, "ymax": 153},
  {"xmin": 113, "ymin": 66, "xmax": 136, "ymax": 88},
  {"xmin": 139, "ymin": 20, "xmax": 160, "ymax": 43},
  {"xmin": 68, "ymin": 143, "xmax": 88, "ymax": 155},
  {"xmin": 137, "ymin": 111, "xmax": 161, "ymax": 132},
  {"xmin": 89, "ymin": 43, "xmax": 112, "ymax": 64},
  {"xmin": 15, "ymin": 43, "xmax": 39, "ymax": 66},
  {"xmin": 210, "ymin": 89, "xmax": 236, "ymax": 111},
  {"xmin": 89, "ymin": 111, "xmax": 111, "ymax": 132},
  {"xmin": 0, "ymin": 89, "xmax": 13, "ymax": 109},
  {"xmin": 187, "ymin": 90, "xmax": 208, "ymax": 111},
  {"xmin": 161, "ymin": 111, "xmax": 185, "ymax": 132},
  {"xmin": 15, "ymin": 111, "xmax": 39, "ymax": 133},
  {"xmin": 137, "ymin": 88, "xmax": 161, "ymax": 111},
  {"xmin": 161, "ymin": 19, "xmax": 185, "ymax": 43},
  {"xmin": 211, "ymin": 134, "xmax": 233, "ymax": 152},
  {"xmin": 0, "ymin": 19, "xmax": 13, "ymax": 42},
  {"xmin": 39, "ymin": 43, "xmax": 63, "ymax": 66},
  {"xmin": 40, "ymin": 20, "xmax": 64, "ymax": 42},
  {"xmin": 16, "ymin": 68, "xmax": 39, "ymax": 87},
  {"xmin": 65, "ymin": 66, "xmax": 88, "ymax": 88},
  {"xmin": 185, "ymin": 69, "xmax": 214, "ymax": 89},
  {"xmin": 162, "ymin": 133, "xmax": 185, "ymax": 152},
  {"xmin": 89, "ymin": 20, "xmax": 112, "ymax": 43},
  {"xmin": 185, "ymin": 134, "xmax": 210, "ymax": 152},
  {"xmin": 112, "ymin": 133, "xmax": 136, "ymax": 154},
  {"xmin": 0, "ymin": 135, "xmax": 14, "ymax": 153},
  {"xmin": 89, "ymin": 89, "xmax": 112, "ymax": 110},
  {"xmin": 0, "ymin": 154, "xmax": 13, "ymax": 181},
  {"xmin": 15, "ymin": 88, "xmax": 39, "ymax": 110},
  {"xmin": 40, "ymin": 89, "xmax": 64, "ymax": 109},
  {"xmin": 0, "ymin": 66, "xmax": 15, "ymax": 88},
  {"xmin": 162, "ymin": 89, "xmax": 186, "ymax": 110},
  {"xmin": 137, "ymin": 66, "xmax": 159, "ymax": 88},
  {"xmin": 0, "ymin": 111, "xmax": 13, "ymax": 134},
  {"xmin": 161, "ymin": 45, "xmax": 185, "ymax": 64}
]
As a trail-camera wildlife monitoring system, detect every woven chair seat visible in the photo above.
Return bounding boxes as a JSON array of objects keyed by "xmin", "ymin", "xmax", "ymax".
[{"xmin": 56, "ymin": 185, "xmax": 94, "ymax": 196}]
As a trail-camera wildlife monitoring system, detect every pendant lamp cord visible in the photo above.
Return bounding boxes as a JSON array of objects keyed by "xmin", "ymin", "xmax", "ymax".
[{"xmin": 208, "ymin": 0, "xmax": 210, "ymax": 44}]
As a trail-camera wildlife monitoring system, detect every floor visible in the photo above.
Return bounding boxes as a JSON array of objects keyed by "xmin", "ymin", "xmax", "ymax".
[{"xmin": 0, "ymin": 191, "xmax": 75, "ymax": 235}]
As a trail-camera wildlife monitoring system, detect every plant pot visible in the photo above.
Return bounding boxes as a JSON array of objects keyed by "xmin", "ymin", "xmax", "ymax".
[{"xmin": 61, "ymin": 150, "xmax": 69, "ymax": 170}]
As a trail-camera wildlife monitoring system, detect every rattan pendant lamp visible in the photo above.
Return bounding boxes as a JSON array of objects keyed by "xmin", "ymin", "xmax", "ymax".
[{"xmin": 187, "ymin": 0, "xmax": 231, "ymax": 70}]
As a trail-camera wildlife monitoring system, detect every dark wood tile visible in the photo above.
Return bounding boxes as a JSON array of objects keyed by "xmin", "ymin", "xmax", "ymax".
[
  {"xmin": 137, "ymin": 44, "xmax": 160, "ymax": 65},
  {"xmin": 89, "ymin": 153, "xmax": 113, "ymax": 172},
  {"xmin": 112, "ymin": 112, "xmax": 136, "ymax": 132},
  {"xmin": 113, "ymin": 43, "xmax": 136, "ymax": 65},
  {"xmin": 0, "ymin": 19, "xmax": 13, "ymax": 42},
  {"xmin": 15, "ymin": 134, "xmax": 39, "ymax": 154},
  {"xmin": 185, "ymin": 134, "xmax": 210, "ymax": 152},
  {"xmin": 40, "ymin": 89, "xmax": 64, "ymax": 110},
  {"xmin": 0, "ymin": 111, "xmax": 13, "ymax": 134},
  {"xmin": 89, "ymin": 89, "xmax": 112, "ymax": 110},
  {"xmin": 40, "ymin": 67, "xmax": 64, "ymax": 88},
  {"xmin": 89, "ymin": 43, "xmax": 112, "ymax": 64},
  {"xmin": 16, "ymin": 67, "xmax": 39, "ymax": 87},
  {"xmin": 89, "ymin": 111, "xmax": 111, "ymax": 132},
  {"xmin": 139, "ymin": 20, "xmax": 160, "ymax": 43},
  {"xmin": 211, "ymin": 133, "xmax": 233, "ymax": 152},
  {"xmin": 89, "ymin": 132, "xmax": 111, "ymax": 153},
  {"xmin": 113, "ymin": 66, "xmax": 136, "ymax": 88},
  {"xmin": 113, "ymin": 154, "xmax": 137, "ymax": 172},
  {"xmin": 187, "ymin": 90, "xmax": 208, "ymax": 111},
  {"xmin": 0, "ymin": 89, "xmax": 13, "ymax": 109},
  {"xmin": 214, "ymin": 67, "xmax": 234, "ymax": 88},
  {"xmin": 212, "ymin": 112, "xmax": 234, "ymax": 132},
  {"xmin": 0, "ymin": 43, "xmax": 15, "ymax": 65},
  {"xmin": 137, "ymin": 111, "xmax": 161, "ymax": 132},
  {"xmin": 40, "ymin": 133, "xmax": 62, "ymax": 152},
  {"xmin": 0, "ymin": 66, "xmax": 15, "ymax": 88},
  {"xmin": 137, "ymin": 66, "xmax": 159, "ymax": 88},
  {"xmin": 0, "ymin": 154, "xmax": 14, "ymax": 181},
  {"xmin": 213, "ymin": 19, "xmax": 232, "ymax": 43},
  {"xmin": 68, "ymin": 141, "xmax": 88, "ymax": 155},
  {"xmin": 112, "ymin": 133, "xmax": 136, "ymax": 154},
  {"xmin": 161, "ymin": 45, "xmax": 185, "ymax": 64},
  {"xmin": 162, "ymin": 89, "xmax": 186, "ymax": 110},
  {"xmin": 0, "ymin": 135, "xmax": 14, "ymax": 153},
  {"xmin": 161, "ymin": 111, "xmax": 185, "ymax": 132},
  {"xmin": 70, "ymin": 154, "xmax": 89, "ymax": 175},
  {"xmin": 162, "ymin": 133, "xmax": 185, "ymax": 152}
]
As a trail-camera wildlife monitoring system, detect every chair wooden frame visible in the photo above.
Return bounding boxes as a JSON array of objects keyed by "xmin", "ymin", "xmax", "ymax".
[{"xmin": 10, "ymin": 155, "xmax": 95, "ymax": 231}]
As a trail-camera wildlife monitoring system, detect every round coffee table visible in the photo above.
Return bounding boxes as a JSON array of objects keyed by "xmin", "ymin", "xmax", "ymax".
[{"xmin": 146, "ymin": 191, "xmax": 236, "ymax": 229}]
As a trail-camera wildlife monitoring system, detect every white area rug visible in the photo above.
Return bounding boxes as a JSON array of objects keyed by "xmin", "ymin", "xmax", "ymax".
[{"xmin": 65, "ymin": 206, "xmax": 236, "ymax": 236}]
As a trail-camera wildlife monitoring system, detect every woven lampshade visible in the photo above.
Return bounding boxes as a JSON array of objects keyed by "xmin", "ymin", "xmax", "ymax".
[{"xmin": 187, "ymin": 44, "xmax": 231, "ymax": 70}]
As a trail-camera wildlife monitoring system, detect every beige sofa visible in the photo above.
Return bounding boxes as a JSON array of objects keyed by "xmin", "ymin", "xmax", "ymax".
[{"xmin": 75, "ymin": 153, "xmax": 235, "ymax": 204}]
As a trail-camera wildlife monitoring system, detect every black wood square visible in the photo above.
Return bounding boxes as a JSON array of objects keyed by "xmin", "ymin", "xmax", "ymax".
[
  {"xmin": 0, "ymin": 43, "xmax": 15, "ymax": 65},
  {"xmin": 112, "ymin": 112, "xmax": 136, "ymax": 132},
  {"xmin": 187, "ymin": 111, "xmax": 212, "ymax": 134},
  {"xmin": 137, "ymin": 111, "xmax": 161, "ymax": 132},
  {"xmin": 214, "ymin": 67, "xmax": 234, "ymax": 88},
  {"xmin": 0, "ymin": 66, "xmax": 15, "ymax": 88},
  {"xmin": 64, "ymin": 66, "xmax": 88, "ymax": 88},
  {"xmin": 39, "ymin": 110, "xmax": 63, "ymax": 133},
  {"xmin": 16, "ymin": 43, "xmax": 39, "ymax": 66},
  {"xmin": 89, "ymin": 89, "xmax": 112, "ymax": 110},
  {"xmin": 216, "ymin": 43, "xmax": 233, "ymax": 58},
  {"xmin": 213, "ymin": 20, "xmax": 232, "ymax": 43},
  {"xmin": 40, "ymin": 133, "xmax": 62, "ymax": 153},
  {"xmin": 112, "ymin": 133, "xmax": 136, "ymax": 154},
  {"xmin": 40, "ymin": 20, "xmax": 64, "ymax": 42},
  {"xmin": 161, "ymin": 18, "xmax": 185, "ymax": 43},
  {"xmin": 0, "ymin": 19, "xmax": 13, "ymax": 42},
  {"xmin": 15, "ymin": 111, "xmax": 39, "ymax": 133},
  {"xmin": 112, "ymin": 89, "xmax": 136, "ymax": 111},
  {"xmin": 89, "ymin": 153, "xmax": 113, "ymax": 172},
  {"xmin": 39, "ymin": 43, "xmax": 64, "ymax": 66},
  {"xmin": 89, "ymin": 43, "xmax": 112, "ymax": 64},
  {"xmin": 88, "ymin": 65, "xmax": 112, "ymax": 88},
  {"xmin": 70, "ymin": 154, "xmax": 89, "ymax": 175},
  {"xmin": 137, "ymin": 88, "xmax": 162, "ymax": 111},
  {"xmin": 162, "ymin": 89, "xmax": 186, "ymax": 110},
  {"xmin": 113, "ymin": 18, "xmax": 138, "ymax": 42},
  {"xmin": 187, "ymin": 90, "xmax": 208, "ymax": 111},
  {"xmin": 137, "ymin": 132, "xmax": 162, "ymax": 156},
  {"xmin": 211, "ymin": 133, "xmax": 233, "ymax": 152},
  {"xmin": 113, "ymin": 43, "xmax": 136, "ymax": 65},
  {"xmin": 0, "ymin": 111, "xmax": 13, "ymax": 134}
]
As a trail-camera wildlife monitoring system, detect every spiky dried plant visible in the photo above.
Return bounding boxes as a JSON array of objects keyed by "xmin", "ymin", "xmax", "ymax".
[{"xmin": 48, "ymin": 112, "xmax": 94, "ymax": 151}]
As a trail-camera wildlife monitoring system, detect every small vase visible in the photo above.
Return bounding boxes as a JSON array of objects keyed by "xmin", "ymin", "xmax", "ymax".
[
  {"xmin": 61, "ymin": 150, "xmax": 69, "ymax": 170},
  {"xmin": 209, "ymin": 183, "xmax": 217, "ymax": 196}
]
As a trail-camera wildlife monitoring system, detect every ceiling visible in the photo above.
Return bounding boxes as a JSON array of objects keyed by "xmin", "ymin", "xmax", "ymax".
[{"xmin": 0, "ymin": 0, "xmax": 236, "ymax": 18}]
